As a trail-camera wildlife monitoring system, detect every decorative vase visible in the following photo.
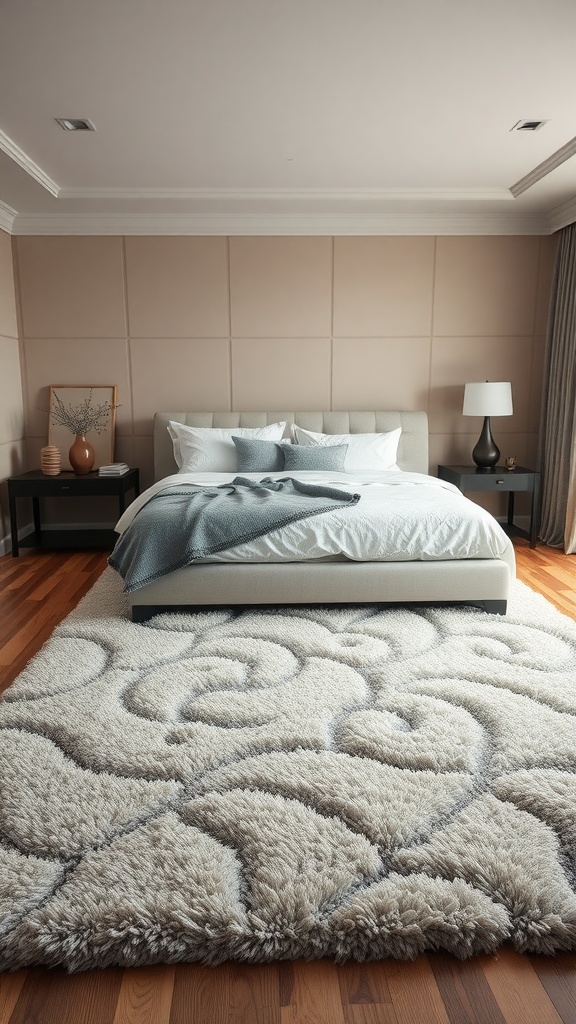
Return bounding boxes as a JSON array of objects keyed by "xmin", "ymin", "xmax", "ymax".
[
  {"xmin": 40, "ymin": 445, "xmax": 61, "ymax": 476},
  {"xmin": 69, "ymin": 434, "xmax": 95, "ymax": 475}
]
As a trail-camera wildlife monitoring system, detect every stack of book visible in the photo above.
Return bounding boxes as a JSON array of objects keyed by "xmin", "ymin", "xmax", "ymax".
[{"xmin": 98, "ymin": 463, "xmax": 130, "ymax": 476}]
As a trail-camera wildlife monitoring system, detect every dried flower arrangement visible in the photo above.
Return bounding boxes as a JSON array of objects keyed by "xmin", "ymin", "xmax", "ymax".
[
  {"xmin": 50, "ymin": 387, "xmax": 118, "ymax": 436},
  {"xmin": 40, "ymin": 386, "xmax": 120, "ymax": 473}
]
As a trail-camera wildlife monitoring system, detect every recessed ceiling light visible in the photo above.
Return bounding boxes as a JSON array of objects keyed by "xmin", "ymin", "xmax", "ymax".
[
  {"xmin": 509, "ymin": 119, "xmax": 548, "ymax": 132},
  {"xmin": 55, "ymin": 118, "xmax": 95, "ymax": 131}
]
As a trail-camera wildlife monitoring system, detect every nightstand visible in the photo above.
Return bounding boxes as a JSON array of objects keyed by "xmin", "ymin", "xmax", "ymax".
[
  {"xmin": 8, "ymin": 468, "xmax": 140, "ymax": 557},
  {"xmin": 437, "ymin": 465, "xmax": 541, "ymax": 549}
]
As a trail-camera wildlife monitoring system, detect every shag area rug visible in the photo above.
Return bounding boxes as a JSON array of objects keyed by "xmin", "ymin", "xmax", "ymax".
[{"xmin": 2, "ymin": 570, "xmax": 576, "ymax": 972}]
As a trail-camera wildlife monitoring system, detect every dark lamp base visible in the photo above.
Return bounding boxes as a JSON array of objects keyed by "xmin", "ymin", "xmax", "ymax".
[{"xmin": 472, "ymin": 416, "xmax": 500, "ymax": 470}]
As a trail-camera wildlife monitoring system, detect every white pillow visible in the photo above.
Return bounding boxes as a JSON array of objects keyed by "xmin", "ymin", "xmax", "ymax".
[
  {"xmin": 291, "ymin": 425, "xmax": 401, "ymax": 472},
  {"xmin": 168, "ymin": 421, "xmax": 287, "ymax": 472}
]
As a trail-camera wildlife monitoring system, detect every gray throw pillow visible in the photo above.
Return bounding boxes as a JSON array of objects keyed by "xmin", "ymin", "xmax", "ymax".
[
  {"xmin": 281, "ymin": 443, "xmax": 348, "ymax": 471},
  {"xmin": 232, "ymin": 436, "xmax": 285, "ymax": 472}
]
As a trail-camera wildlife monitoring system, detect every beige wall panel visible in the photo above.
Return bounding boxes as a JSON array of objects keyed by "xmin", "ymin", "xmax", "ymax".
[
  {"xmin": 24, "ymin": 436, "xmax": 45, "ymax": 472},
  {"xmin": 333, "ymin": 237, "xmax": 435, "ymax": 337},
  {"xmin": 534, "ymin": 234, "xmax": 558, "ymax": 336},
  {"xmin": 16, "ymin": 237, "xmax": 126, "ymax": 338},
  {"xmin": 530, "ymin": 335, "xmax": 546, "ymax": 431},
  {"xmin": 11, "ymin": 230, "xmax": 551, "ymax": 516},
  {"xmin": 500, "ymin": 431, "xmax": 539, "ymax": 470},
  {"xmin": 131, "ymin": 338, "xmax": 231, "ymax": 434},
  {"xmin": 23, "ymin": 338, "xmax": 131, "ymax": 438},
  {"xmin": 229, "ymin": 237, "xmax": 332, "ymax": 337},
  {"xmin": 433, "ymin": 237, "xmax": 540, "ymax": 336},
  {"xmin": 114, "ymin": 435, "xmax": 136, "ymax": 470},
  {"xmin": 133, "ymin": 436, "xmax": 154, "ymax": 487},
  {"xmin": 332, "ymin": 337, "xmax": 431, "ymax": 411},
  {"xmin": 0, "ymin": 231, "xmax": 17, "ymax": 338},
  {"xmin": 429, "ymin": 335, "xmax": 533, "ymax": 436},
  {"xmin": 232, "ymin": 338, "xmax": 330, "ymax": 410},
  {"xmin": 523, "ymin": 432, "xmax": 539, "ymax": 470},
  {"xmin": 429, "ymin": 432, "xmax": 474, "ymax": 471},
  {"xmin": 125, "ymin": 237, "xmax": 229, "ymax": 338},
  {"xmin": 0, "ymin": 438, "xmax": 26, "ymax": 484},
  {"xmin": 134, "ymin": 436, "xmax": 155, "ymax": 489},
  {"xmin": 0, "ymin": 337, "xmax": 24, "ymax": 444}
]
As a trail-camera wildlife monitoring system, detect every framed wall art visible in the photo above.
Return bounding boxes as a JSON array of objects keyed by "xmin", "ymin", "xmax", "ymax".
[{"xmin": 48, "ymin": 385, "xmax": 118, "ymax": 471}]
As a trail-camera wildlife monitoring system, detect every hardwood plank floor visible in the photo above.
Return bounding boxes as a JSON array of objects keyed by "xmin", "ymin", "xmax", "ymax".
[{"xmin": 1, "ymin": 539, "xmax": 576, "ymax": 1024}]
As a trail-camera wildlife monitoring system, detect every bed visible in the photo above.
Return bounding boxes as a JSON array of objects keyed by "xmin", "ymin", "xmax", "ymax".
[{"xmin": 114, "ymin": 410, "xmax": 516, "ymax": 621}]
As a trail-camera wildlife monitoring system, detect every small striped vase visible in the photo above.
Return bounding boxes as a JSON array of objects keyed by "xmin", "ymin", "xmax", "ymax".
[{"xmin": 40, "ymin": 445, "xmax": 61, "ymax": 476}]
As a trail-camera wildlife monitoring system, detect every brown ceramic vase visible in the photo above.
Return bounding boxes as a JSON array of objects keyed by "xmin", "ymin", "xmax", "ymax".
[{"xmin": 69, "ymin": 434, "xmax": 95, "ymax": 474}]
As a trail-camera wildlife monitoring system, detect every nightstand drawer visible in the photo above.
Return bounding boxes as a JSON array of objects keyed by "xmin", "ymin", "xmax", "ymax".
[
  {"xmin": 24, "ymin": 478, "xmax": 84, "ymax": 497},
  {"xmin": 459, "ymin": 472, "xmax": 533, "ymax": 492}
]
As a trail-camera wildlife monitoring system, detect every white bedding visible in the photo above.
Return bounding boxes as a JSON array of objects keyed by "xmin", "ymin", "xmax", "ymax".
[{"xmin": 115, "ymin": 470, "xmax": 510, "ymax": 565}]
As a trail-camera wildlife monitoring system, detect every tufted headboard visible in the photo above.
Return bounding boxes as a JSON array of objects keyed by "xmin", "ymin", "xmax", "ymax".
[{"xmin": 153, "ymin": 410, "xmax": 429, "ymax": 481}]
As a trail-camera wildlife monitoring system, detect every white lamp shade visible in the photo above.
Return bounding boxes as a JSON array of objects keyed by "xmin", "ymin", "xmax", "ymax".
[{"xmin": 463, "ymin": 381, "xmax": 513, "ymax": 417}]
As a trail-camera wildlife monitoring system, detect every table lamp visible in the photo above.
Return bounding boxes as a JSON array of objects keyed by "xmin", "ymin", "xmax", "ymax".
[{"xmin": 463, "ymin": 381, "xmax": 513, "ymax": 470}]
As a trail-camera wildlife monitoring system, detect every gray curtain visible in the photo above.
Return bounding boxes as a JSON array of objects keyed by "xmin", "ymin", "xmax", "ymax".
[{"xmin": 539, "ymin": 223, "xmax": 576, "ymax": 551}]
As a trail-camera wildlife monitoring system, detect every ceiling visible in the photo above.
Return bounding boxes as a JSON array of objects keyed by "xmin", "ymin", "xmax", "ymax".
[{"xmin": 1, "ymin": 0, "xmax": 576, "ymax": 236}]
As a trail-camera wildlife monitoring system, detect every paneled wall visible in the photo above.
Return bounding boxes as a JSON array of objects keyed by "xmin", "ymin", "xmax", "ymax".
[
  {"xmin": 0, "ymin": 229, "xmax": 24, "ymax": 543},
  {"xmin": 13, "ymin": 234, "xmax": 556, "ymax": 523}
]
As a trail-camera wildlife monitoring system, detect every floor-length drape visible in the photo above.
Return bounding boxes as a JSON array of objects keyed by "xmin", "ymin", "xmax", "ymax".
[
  {"xmin": 539, "ymin": 223, "xmax": 576, "ymax": 551},
  {"xmin": 565, "ymin": 410, "xmax": 576, "ymax": 552}
]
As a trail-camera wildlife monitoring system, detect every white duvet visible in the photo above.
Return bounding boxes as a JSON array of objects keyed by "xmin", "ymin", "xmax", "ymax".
[{"xmin": 115, "ymin": 470, "xmax": 511, "ymax": 564}]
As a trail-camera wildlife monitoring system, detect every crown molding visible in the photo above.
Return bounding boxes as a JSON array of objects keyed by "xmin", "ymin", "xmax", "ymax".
[
  {"xmin": 510, "ymin": 135, "xmax": 576, "ymax": 198},
  {"xmin": 0, "ymin": 200, "xmax": 17, "ymax": 233},
  {"xmin": 11, "ymin": 209, "xmax": 550, "ymax": 236},
  {"xmin": 547, "ymin": 194, "xmax": 576, "ymax": 233},
  {"xmin": 58, "ymin": 186, "xmax": 515, "ymax": 202},
  {"xmin": 0, "ymin": 129, "xmax": 60, "ymax": 197}
]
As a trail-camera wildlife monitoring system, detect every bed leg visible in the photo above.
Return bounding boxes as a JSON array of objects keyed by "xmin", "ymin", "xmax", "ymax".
[{"xmin": 481, "ymin": 600, "xmax": 507, "ymax": 615}]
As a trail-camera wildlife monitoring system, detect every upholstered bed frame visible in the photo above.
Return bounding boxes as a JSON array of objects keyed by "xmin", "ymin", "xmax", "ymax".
[{"xmin": 127, "ymin": 410, "xmax": 516, "ymax": 621}]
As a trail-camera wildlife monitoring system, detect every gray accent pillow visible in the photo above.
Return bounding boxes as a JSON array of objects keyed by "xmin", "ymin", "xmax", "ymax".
[
  {"xmin": 280, "ymin": 443, "xmax": 348, "ymax": 471},
  {"xmin": 233, "ymin": 436, "xmax": 285, "ymax": 472}
]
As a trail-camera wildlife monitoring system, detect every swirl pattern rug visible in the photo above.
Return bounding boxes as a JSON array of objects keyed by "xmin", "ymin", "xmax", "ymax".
[{"xmin": 2, "ymin": 569, "xmax": 576, "ymax": 972}]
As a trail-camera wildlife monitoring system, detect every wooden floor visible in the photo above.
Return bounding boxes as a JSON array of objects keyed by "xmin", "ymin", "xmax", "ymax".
[{"xmin": 1, "ymin": 540, "xmax": 576, "ymax": 1024}]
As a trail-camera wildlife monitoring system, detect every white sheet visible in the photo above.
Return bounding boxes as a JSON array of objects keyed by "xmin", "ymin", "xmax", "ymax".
[{"xmin": 115, "ymin": 470, "xmax": 511, "ymax": 564}]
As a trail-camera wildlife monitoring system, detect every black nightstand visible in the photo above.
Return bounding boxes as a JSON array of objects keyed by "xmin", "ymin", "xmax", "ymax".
[
  {"xmin": 8, "ymin": 468, "xmax": 140, "ymax": 557},
  {"xmin": 437, "ymin": 465, "xmax": 541, "ymax": 549}
]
